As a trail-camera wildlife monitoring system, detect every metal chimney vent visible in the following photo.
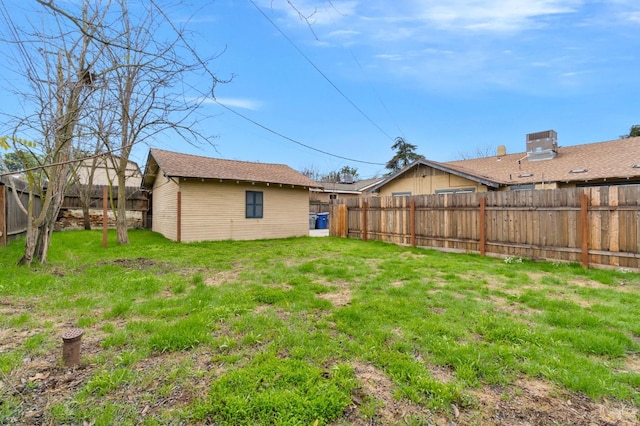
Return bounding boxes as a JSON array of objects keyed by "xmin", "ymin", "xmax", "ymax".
[{"xmin": 526, "ymin": 130, "xmax": 557, "ymax": 161}]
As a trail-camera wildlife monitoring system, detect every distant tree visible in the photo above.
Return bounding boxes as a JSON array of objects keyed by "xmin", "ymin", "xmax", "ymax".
[
  {"xmin": 385, "ymin": 137, "xmax": 424, "ymax": 173},
  {"xmin": 621, "ymin": 125, "xmax": 640, "ymax": 138},
  {"xmin": 322, "ymin": 171, "xmax": 340, "ymax": 183},
  {"xmin": 455, "ymin": 144, "xmax": 497, "ymax": 160},
  {"xmin": 1, "ymin": 150, "xmax": 41, "ymax": 173},
  {"xmin": 319, "ymin": 166, "xmax": 359, "ymax": 183},
  {"xmin": 338, "ymin": 165, "xmax": 358, "ymax": 180},
  {"xmin": 300, "ymin": 165, "xmax": 323, "ymax": 182}
]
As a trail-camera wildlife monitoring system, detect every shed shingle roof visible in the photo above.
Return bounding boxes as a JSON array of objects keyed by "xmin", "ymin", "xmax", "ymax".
[
  {"xmin": 445, "ymin": 137, "xmax": 640, "ymax": 185},
  {"xmin": 143, "ymin": 149, "xmax": 321, "ymax": 188}
]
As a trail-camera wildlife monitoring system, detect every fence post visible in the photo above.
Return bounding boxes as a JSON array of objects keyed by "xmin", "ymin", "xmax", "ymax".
[
  {"xmin": 479, "ymin": 197, "xmax": 486, "ymax": 256},
  {"xmin": 410, "ymin": 199, "xmax": 416, "ymax": 247},
  {"xmin": 362, "ymin": 199, "xmax": 368, "ymax": 242},
  {"xmin": 102, "ymin": 187, "xmax": 108, "ymax": 248},
  {"xmin": 339, "ymin": 204, "xmax": 348, "ymax": 238},
  {"xmin": 580, "ymin": 192, "xmax": 589, "ymax": 268},
  {"xmin": 608, "ymin": 186, "xmax": 619, "ymax": 267},
  {"xmin": 0, "ymin": 184, "xmax": 6, "ymax": 247}
]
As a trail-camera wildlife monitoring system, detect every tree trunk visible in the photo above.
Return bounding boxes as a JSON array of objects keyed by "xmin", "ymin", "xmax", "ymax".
[
  {"xmin": 82, "ymin": 204, "xmax": 92, "ymax": 230},
  {"xmin": 18, "ymin": 186, "xmax": 64, "ymax": 265},
  {"xmin": 115, "ymin": 167, "xmax": 129, "ymax": 245}
]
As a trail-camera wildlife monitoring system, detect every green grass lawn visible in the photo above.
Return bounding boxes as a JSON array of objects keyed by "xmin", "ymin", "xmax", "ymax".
[{"xmin": 1, "ymin": 230, "xmax": 639, "ymax": 425}]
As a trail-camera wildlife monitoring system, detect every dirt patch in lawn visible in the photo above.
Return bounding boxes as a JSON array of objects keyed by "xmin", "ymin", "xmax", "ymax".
[
  {"xmin": 204, "ymin": 269, "xmax": 240, "ymax": 287},
  {"xmin": 318, "ymin": 289, "xmax": 352, "ymax": 307},
  {"xmin": 339, "ymin": 361, "xmax": 434, "ymax": 425},
  {"xmin": 620, "ymin": 355, "xmax": 640, "ymax": 375},
  {"xmin": 106, "ymin": 257, "xmax": 161, "ymax": 270},
  {"xmin": 570, "ymin": 278, "xmax": 637, "ymax": 293},
  {"xmin": 461, "ymin": 377, "xmax": 640, "ymax": 426}
]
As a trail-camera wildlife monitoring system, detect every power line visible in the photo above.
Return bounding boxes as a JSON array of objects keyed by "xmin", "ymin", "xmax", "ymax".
[
  {"xmin": 149, "ymin": 1, "xmax": 385, "ymax": 168},
  {"xmin": 248, "ymin": 0, "xmax": 395, "ymax": 141},
  {"xmin": 215, "ymin": 100, "xmax": 385, "ymax": 166},
  {"xmin": 348, "ymin": 48, "xmax": 406, "ymax": 140}
]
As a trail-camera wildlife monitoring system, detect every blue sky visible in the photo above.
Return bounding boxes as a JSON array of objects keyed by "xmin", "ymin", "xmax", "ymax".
[{"xmin": 3, "ymin": 1, "xmax": 640, "ymax": 179}]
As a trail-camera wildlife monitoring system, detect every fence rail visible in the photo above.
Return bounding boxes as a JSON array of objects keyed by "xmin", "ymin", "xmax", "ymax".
[{"xmin": 329, "ymin": 185, "xmax": 640, "ymax": 269}]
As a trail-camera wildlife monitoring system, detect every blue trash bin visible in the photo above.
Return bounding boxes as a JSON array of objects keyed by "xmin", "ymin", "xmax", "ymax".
[{"xmin": 316, "ymin": 212, "xmax": 329, "ymax": 229}]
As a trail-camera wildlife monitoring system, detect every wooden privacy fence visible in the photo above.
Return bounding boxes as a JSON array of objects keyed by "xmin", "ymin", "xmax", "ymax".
[
  {"xmin": 329, "ymin": 185, "xmax": 640, "ymax": 269},
  {"xmin": 0, "ymin": 176, "xmax": 43, "ymax": 246},
  {"xmin": 1, "ymin": 181, "xmax": 149, "ymax": 246},
  {"xmin": 62, "ymin": 184, "xmax": 148, "ymax": 212}
]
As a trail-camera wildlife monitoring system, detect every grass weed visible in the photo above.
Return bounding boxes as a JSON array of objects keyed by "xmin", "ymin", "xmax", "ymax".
[{"xmin": 1, "ymin": 229, "xmax": 639, "ymax": 424}]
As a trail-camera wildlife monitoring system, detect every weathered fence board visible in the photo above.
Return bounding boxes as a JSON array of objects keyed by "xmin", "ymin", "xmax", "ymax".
[
  {"xmin": 0, "ymin": 176, "xmax": 43, "ymax": 245},
  {"xmin": 330, "ymin": 185, "xmax": 640, "ymax": 269}
]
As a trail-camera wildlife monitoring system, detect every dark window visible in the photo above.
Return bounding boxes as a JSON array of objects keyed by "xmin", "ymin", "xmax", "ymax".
[
  {"xmin": 329, "ymin": 194, "xmax": 337, "ymax": 200},
  {"xmin": 246, "ymin": 191, "xmax": 263, "ymax": 218}
]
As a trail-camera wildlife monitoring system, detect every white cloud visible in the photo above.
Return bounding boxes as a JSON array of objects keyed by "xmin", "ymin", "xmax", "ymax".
[
  {"xmin": 199, "ymin": 97, "xmax": 263, "ymax": 111},
  {"xmin": 628, "ymin": 11, "xmax": 640, "ymax": 23},
  {"xmin": 422, "ymin": 0, "xmax": 581, "ymax": 31}
]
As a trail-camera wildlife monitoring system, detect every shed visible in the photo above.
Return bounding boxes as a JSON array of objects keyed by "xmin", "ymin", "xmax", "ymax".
[{"xmin": 141, "ymin": 149, "xmax": 321, "ymax": 242}]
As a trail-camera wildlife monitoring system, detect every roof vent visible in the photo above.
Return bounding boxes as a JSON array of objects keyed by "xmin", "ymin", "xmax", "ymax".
[
  {"xmin": 526, "ymin": 130, "xmax": 557, "ymax": 161},
  {"xmin": 569, "ymin": 168, "xmax": 587, "ymax": 174},
  {"xmin": 633, "ymin": 164, "xmax": 640, "ymax": 169}
]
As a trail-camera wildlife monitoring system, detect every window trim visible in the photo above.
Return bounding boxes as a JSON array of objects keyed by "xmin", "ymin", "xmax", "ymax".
[{"xmin": 246, "ymin": 190, "xmax": 264, "ymax": 219}]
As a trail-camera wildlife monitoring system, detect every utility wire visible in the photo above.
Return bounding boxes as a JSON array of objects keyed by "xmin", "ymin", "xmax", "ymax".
[
  {"xmin": 248, "ymin": 0, "xmax": 394, "ymax": 141},
  {"xmin": 215, "ymin": 100, "xmax": 385, "ymax": 165},
  {"xmin": 349, "ymin": 48, "xmax": 406, "ymax": 140}
]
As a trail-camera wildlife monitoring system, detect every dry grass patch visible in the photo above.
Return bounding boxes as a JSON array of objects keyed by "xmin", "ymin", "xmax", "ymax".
[
  {"xmin": 204, "ymin": 269, "xmax": 240, "ymax": 287},
  {"xmin": 464, "ymin": 377, "xmax": 640, "ymax": 426},
  {"xmin": 341, "ymin": 362, "xmax": 435, "ymax": 425}
]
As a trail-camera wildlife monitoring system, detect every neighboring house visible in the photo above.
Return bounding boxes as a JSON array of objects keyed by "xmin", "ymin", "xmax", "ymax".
[
  {"xmin": 58, "ymin": 155, "xmax": 147, "ymax": 230},
  {"xmin": 310, "ymin": 178, "xmax": 383, "ymax": 209},
  {"xmin": 370, "ymin": 132, "xmax": 640, "ymax": 196},
  {"xmin": 73, "ymin": 155, "xmax": 142, "ymax": 187},
  {"xmin": 141, "ymin": 148, "xmax": 321, "ymax": 242}
]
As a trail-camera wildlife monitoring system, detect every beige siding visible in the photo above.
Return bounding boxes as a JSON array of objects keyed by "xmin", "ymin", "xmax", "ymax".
[
  {"xmin": 377, "ymin": 165, "xmax": 487, "ymax": 196},
  {"xmin": 152, "ymin": 175, "xmax": 179, "ymax": 240},
  {"xmin": 178, "ymin": 180, "xmax": 310, "ymax": 242}
]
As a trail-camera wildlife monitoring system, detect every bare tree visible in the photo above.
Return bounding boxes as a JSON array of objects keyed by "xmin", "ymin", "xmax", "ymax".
[
  {"xmin": 0, "ymin": 4, "xmax": 105, "ymax": 265},
  {"xmin": 1, "ymin": 0, "xmax": 222, "ymax": 262},
  {"xmin": 455, "ymin": 144, "xmax": 497, "ymax": 160},
  {"xmin": 45, "ymin": 0, "xmax": 223, "ymax": 245}
]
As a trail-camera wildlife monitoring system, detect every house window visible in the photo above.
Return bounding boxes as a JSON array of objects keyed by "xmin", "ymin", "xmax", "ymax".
[
  {"xmin": 246, "ymin": 191, "xmax": 263, "ymax": 218},
  {"xmin": 392, "ymin": 191, "xmax": 412, "ymax": 196},
  {"xmin": 435, "ymin": 188, "xmax": 476, "ymax": 195},
  {"xmin": 329, "ymin": 194, "xmax": 337, "ymax": 200},
  {"xmin": 509, "ymin": 184, "xmax": 535, "ymax": 191}
]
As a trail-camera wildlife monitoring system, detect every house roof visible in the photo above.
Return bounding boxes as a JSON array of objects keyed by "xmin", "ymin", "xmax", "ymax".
[
  {"xmin": 369, "ymin": 158, "xmax": 502, "ymax": 193},
  {"xmin": 314, "ymin": 177, "xmax": 385, "ymax": 194},
  {"xmin": 445, "ymin": 136, "xmax": 640, "ymax": 186},
  {"xmin": 142, "ymin": 148, "xmax": 321, "ymax": 189}
]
